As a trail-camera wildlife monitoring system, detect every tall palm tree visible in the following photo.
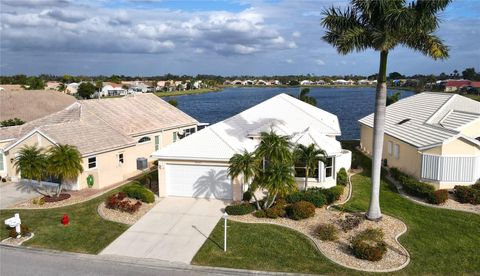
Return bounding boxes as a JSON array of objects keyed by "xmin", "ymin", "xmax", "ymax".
[
  {"xmin": 13, "ymin": 145, "xmax": 46, "ymax": 190},
  {"xmin": 256, "ymin": 130, "xmax": 293, "ymax": 168},
  {"xmin": 46, "ymin": 144, "xmax": 83, "ymax": 197},
  {"xmin": 228, "ymin": 150, "xmax": 261, "ymax": 209},
  {"xmin": 294, "ymin": 144, "xmax": 326, "ymax": 190},
  {"xmin": 321, "ymin": 0, "xmax": 450, "ymax": 220},
  {"xmin": 298, "ymin": 88, "xmax": 317, "ymax": 106},
  {"xmin": 261, "ymin": 163, "xmax": 297, "ymax": 209}
]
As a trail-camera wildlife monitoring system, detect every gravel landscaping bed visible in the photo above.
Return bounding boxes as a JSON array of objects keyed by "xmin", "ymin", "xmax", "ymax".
[
  {"xmin": 97, "ymin": 199, "xmax": 156, "ymax": 225},
  {"xmin": 1, "ymin": 233, "xmax": 35, "ymax": 246},
  {"xmin": 230, "ymin": 208, "xmax": 409, "ymax": 272}
]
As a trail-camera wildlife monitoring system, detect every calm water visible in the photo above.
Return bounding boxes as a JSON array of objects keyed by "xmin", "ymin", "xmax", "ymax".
[{"xmin": 164, "ymin": 87, "xmax": 414, "ymax": 140}]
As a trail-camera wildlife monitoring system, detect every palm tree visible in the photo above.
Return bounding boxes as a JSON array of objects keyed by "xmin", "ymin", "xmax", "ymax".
[
  {"xmin": 260, "ymin": 163, "xmax": 297, "ymax": 209},
  {"xmin": 386, "ymin": 92, "xmax": 400, "ymax": 106},
  {"xmin": 13, "ymin": 145, "xmax": 46, "ymax": 191},
  {"xmin": 46, "ymin": 144, "xmax": 83, "ymax": 197},
  {"xmin": 228, "ymin": 150, "xmax": 261, "ymax": 209},
  {"xmin": 294, "ymin": 144, "xmax": 326, "ymax": 190},
  {"xmin": 298, "ymin": 88, "xmax": 317, "ymax": 106},
  {"xmin": 321, "ymin": 0, "xmax": 450, "ymax": 220},
  {"xmin": 256, "ymin": 130, "xmax": 293, "ymax": 168}
]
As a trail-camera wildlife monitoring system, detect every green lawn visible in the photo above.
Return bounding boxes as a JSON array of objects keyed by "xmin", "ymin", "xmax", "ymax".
[
  {"xmin": 0, "ymin": 187, "xmax": 129, "ymax": 254},
  {"xmin": 194, "ymin": 146, "xmax": 480, "ymax": 275},
  {"xmin": 155, "ymin": 87, "xmax": 221, "ymax": 97}
]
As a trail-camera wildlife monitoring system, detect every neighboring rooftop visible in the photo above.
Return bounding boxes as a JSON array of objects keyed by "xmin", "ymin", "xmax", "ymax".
[
  {"xmin": 153, "ymin": 93, "xmax": 343, "ymax": 161},
  {"xmin": 1, "ymin": 94, "xmax": 198, "ymax": 155},
  {"xmin": 359, "ymin": 92, "xmax": 480, "ymax": 149},
  {"xmin": 0, "ymin": 90, "xmax": 76, "ymax": 122}
]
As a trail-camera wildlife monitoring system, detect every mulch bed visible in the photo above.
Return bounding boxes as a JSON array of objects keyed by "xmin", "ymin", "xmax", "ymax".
[{"xmin": 42, "ymin": 193, "xmax": 71, "ymax": 203}]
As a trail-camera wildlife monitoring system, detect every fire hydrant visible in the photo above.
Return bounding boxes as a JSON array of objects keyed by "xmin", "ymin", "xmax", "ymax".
[{"xmin": 61, "ymin": 214, "xmax": 69, "ymax": 226}]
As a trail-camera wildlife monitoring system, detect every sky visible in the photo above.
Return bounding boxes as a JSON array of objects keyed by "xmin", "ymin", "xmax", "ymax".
[{"xmin": 0, "ymin": 0, "xmax": 479, "ymax": 77}]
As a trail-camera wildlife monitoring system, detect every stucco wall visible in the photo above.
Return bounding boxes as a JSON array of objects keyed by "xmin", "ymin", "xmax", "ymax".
[{"xmin": 459, "ymin": 118, "xmax": 480, "ymax": 138}]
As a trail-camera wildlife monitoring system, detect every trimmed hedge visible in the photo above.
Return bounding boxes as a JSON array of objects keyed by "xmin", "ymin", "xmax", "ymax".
[
  {"xmin": 336, "ymin": 168, "xmax": 348, "ymax": 186},
  {"xmin": 225, "ymin": 203, "xmax": 255, "ymax": 215},
  {"xmin": 285, "ymin": 186, "xmax": 344, "ymax": 207},
  {"xmin": 287, "ymin": 201, "xmax": 315, "ymax": 220},
  {"xmin": 398, "ymin": 175, "xmax": 435, "ymax": 199},
  {"xmin": 454, "ymin": 185, "xmax": 480, "ymax": 205},
  {"xmin": 122, "ymin": 183, "xmax": 155, "ymax": 203},
  {"xmin": 428, "ymin": 189, "xmax": 449, "ymax": 205}
]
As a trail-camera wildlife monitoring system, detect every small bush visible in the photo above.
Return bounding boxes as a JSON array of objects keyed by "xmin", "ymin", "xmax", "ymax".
[
  {"xmin": 428, "ymin": 189, "xmax": 449, "ymax": 205},
  {"xmin": 265, "ymin": 204, "xmax": 286, "ymax": 219},
  {"xmin": 454, "ymin": 185, "xmax": 480, "ymax": 205},
  {"xmin": 338, "ymin": 214, "xmax": 364, "ymax": 232},
  {"xmin": 399, "ymin": 175, "xmax": 435, "ymax": 199},
  {"xmin": 242, "ymin": 191, "xmax": 252, "ymax": 202},
  {"xmin": 472, "ymin": 182, "xmax": 480, "ymax": 190},
  {"xmin": 253, "ymin": 210, "xmax": 266, "ymax": 218},
  {"xmin": 389, "ymin": 167, "xmax": 408, "ymax": 180},
  {"xmin": 287, "ymin": 201, "xmax": 315, "ymax": 220},
  {"xmin": 105, "ymin": 193, "xmax": 142, "ymax": 213},
  {"xmin": 123, "ymin": 183, "xmax": 155, "ymax": 203},
  {"xmin": 322, "ymin": 186, "xmax": 344, "ymax": 204},
  {"xmin": 117, "ymin": 192, "xmax": 127, "ymax": 200},
  {"xmin": 351, "ymin": 228, "xmax": 387, "ymax": 261},
  {"xmin": 38, "ymin": 198, "xmax": 45, "ymax": 205},
  {"xmin": 336, "ymin": 168, "xmax": 348, "ymax": 186},
  {"xmin": 315, "ymin": 224, "xmax": 338, "ymax": 241},
  {"xmin": 225, "ymin": 203, "xmax": 255, "ymax": 215},
  {"xmin": 8, "ymin": 225, "xmax": 30, "ymax": 238}
]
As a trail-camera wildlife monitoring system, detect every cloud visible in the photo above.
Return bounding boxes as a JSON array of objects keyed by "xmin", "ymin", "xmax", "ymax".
[
  {"xmin": 315, "ymin": 59, "xmax": 325, "ymax": 65},
  {"xmin": 285, "ymin": 59, "xmax": 294, "ymax": 64},
  {"xmin": 292, "ymin": 31, "xmax": 301, "ymax": 38}
]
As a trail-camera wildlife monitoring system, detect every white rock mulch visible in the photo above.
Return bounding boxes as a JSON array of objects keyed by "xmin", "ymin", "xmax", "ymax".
[
  {"xmin": 230, "ymin": 209, "xmax": 409, "ymax": 272},
  {"xmin": 1, "ymin": 233, "xmax": 35, "ymax": 246},
  {"xmin": 97, "ymin": 199, "xmax": 156, "ymax": 225}
]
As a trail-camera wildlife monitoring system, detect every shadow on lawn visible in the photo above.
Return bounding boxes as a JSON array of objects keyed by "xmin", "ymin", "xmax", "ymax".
[{"xmin": 192, "ymin": 225, "xmax": 223, "ymax": 250}]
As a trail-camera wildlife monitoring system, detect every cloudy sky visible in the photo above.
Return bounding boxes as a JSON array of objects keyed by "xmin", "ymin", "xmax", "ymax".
[{"xmin": 1, "ymin": 0, "xmax": 479, "ymax": 76}]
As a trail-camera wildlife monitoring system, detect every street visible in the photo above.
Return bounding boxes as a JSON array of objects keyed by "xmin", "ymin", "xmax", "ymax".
[{"xmin": 0, "ymin": 245, "xmax": 296, "ymax": 276}]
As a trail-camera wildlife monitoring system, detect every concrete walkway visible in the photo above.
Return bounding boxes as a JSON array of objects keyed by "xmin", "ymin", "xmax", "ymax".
[
  {"xmin": 0, "ymin": 181, "xmax": 41, "ymax": 209},
  {"xmin": 101, "ymin": 197, "xmax": 228, "ymax": 264}
]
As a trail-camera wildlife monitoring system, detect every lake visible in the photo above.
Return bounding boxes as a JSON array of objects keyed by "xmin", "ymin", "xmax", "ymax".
[{"xmin": 163, "ymin": 87, "xmax": 414, "ymax": 140}]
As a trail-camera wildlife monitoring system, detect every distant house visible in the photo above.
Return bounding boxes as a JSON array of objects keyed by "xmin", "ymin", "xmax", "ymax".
[
  {"xmin": 333, "ymin": 79, "xmax": 349, "ymax": 85},
  {"xmin": 0, "ymin": 94, "xmax": 199, "ymax": 190},
  {"xmin": 359, "ymin": 92, "xmax": 480, "ymax": 189},
  {"xmin": 66, "ymin": 83, "xmax": 79, "ymax": 94},
  {"xmin": 357, "ymin": 79, "xmax": 371, "ymax": 85},
  {"xmin": 439, "ymin": 79, "xmax": 478, "ymax": 92},
  {"xmin": 223, "ymin": 80, "xmax": 233, "ymax": 85},
  {"xmin": 300, "ymin": 80, "xmax": 314, "ymax": 86},
  {"xmin": 46, "ymin": 81, "xmax": 61, "ymax": 90},
  {"xmin": 316, "ymin": 80, "xmax": 326, "ymax": 85},
  {"xmin": 232, "ymin": 80, "xmax": 243, "ymax": 85},
  {"xmin": 256, "ymin": 80, "xmax": 268, "ymax": 85},
  {"xmin": 243, "ymin": 80, "xmax": 254, "ymax": 86},
  {"xmin": 100, "ymin": 82, "xmax": 127, "ymax": 97}
]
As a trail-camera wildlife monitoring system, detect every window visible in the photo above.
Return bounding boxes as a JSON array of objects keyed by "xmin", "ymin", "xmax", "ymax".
[
  {"xmin": 173, "ymin": 131, "xmax": 178, "ymax": 142},
  {"xmin": 155, "ymin": 135, "xmax": 160, "ymax": 151},
  {"xmin": 118, "ymin": 153, "xmax": 124, "ymax": 165},
  {"xmin": 184, "ymin": 127, "xmax": 196, "ymax": 136},
  {"xmin": 325, "ymin": 157, "xmax": 334, "ymax": 178},
  {"xmin": 393, "ymin": 144, "xmax": 400, "ymax": 159},
  {"xmin": 138, "ymin": 136, "xmax": 151, "ymax": 143},
  {"xmin": 88, "ymin": 157, "xmax": 97, "ymax": 169},
  {"xmin": 0, "ymin": 152, "xmax": 4, "ymax": 171},
  {"xmin": 388, "ymin": 141, "xmax": 393, "ymax": 155}
]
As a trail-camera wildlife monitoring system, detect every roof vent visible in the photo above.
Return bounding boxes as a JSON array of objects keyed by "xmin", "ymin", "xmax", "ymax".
[{"xmin": 397, "ymin": 119, "xmax": 411, "ymax": 125}]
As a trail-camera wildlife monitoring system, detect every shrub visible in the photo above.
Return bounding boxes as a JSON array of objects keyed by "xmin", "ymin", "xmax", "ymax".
[
  {"xmin": 322, "ymin": 186, "xmax": 344, "ymax": 204},
  {"xmin": 338, "ymin": 214, "xmax": 364, "ymax": 232},
  {"xmin": 265, "ymin": 204, "xmax": 286, "ymax": 219},
  {"xmin": 389, "ymin": 167, "xmax": 408, "ymax": 180},
  {"xmin": 225, "ymin": 203, "xmax": 255, "ymax": 215},
  {"xmin": 472, "ymin": 182, "xmax": 480, "ymax": 190},
  {"xmin": 336, "ymin": 168, "xmax": 348, "ymax": 186},
  {"xmin": 105, "ymin": 193, "xmax": 143, "ymax": 213},
  {"xmin": 117, "ymin": 192, "xmax": 127, "ymax": 200},
  {"xmin": 8, "ymin": 225, "xmax": 30, "ymax": 238},
  {"xmin": 399, "ymin": 175, "xmax": 435, "ymax": 199},
  {"xmin": 315, "ymin": 224, "xmax": 338, "ymax": 241},
  {"xmin": 123, "ymin": 183, "xmax": 155, "ymax": 203},
  {"xmin": 253, "ymin": 210, "xmax": 266, "ymax": 218},
  {"xmin": 287, "ymin": 201, "xmax": 315, "ymax": 220},
  {"xmin": 351, "ymin": 228, "xmax": 387, "ymax": 261},
  {"xmin": 454, "ymin": 185, "xmax": 480, "ymax": 205},
  {"xmin": 428, "ymin": 189, "xmax": 449, "ymax": 205},
  {"xmin": 242, "ymin": 191, "xmax": 252, "ymax": 202}
]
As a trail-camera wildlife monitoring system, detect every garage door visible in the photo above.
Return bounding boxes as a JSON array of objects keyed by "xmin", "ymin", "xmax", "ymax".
[{"xmin": 165, "ymin": 164, "xmax": 232, "ymax": 199}]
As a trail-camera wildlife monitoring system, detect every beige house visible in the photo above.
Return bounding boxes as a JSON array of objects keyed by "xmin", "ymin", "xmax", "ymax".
[
  {"xmin": 0, "ymin": 94, "xmax": 198, "ymax": 190},
  {"xmin": 359, "ymin": 92, "xmax": 480, "ymax": 189},
  {"xmin": 152, "ymin": 94, "xmax": 351, "ymax": 201}
]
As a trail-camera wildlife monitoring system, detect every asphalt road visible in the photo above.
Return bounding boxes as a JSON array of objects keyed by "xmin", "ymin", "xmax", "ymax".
[{"xmin": 0, "ymin": 246, "xmax": 296, "ymax": 276}]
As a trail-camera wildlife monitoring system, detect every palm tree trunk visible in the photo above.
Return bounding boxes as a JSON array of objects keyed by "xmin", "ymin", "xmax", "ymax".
[
  {"xmin": 266, "ymin": 192, "xmax": 278, "ymax": 209},
  {"xmin": 304, "ymin": 167, "xmax": 309, "ymax": 190},
  {"xmin": 251, "ymin": 193, "xmax": 261, "ymax": 210},
  {"xmin": 366, "ymin": 50, "xmax": 388, "ymax": 221}
]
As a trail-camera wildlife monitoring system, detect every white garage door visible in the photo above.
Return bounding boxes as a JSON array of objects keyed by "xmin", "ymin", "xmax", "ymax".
[{"xmin": 165, "ymin": 164, "xmax": 232, "ymax": 199}]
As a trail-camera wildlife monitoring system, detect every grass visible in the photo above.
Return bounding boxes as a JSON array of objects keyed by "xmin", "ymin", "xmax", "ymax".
[
  {"xmin": 154, "ymin": 87, "xmax": 221, "ymax": 97},
  {"xmin": 465, "ymin": 93, "xmax": 480, "ymax": 102},
  {"xmin": 194, "ymin": 143, "xmax": 480, "ymax": 275},
  {"xmin": 192, "ymin": 221, "xmax": 352, "ymax": 275},
  {"xmin": 0, "ymin": 186, "xmax": 129, "ymax": 254}
]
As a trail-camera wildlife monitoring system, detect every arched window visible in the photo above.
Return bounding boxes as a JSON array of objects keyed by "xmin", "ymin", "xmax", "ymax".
[{"xmin": 138, "ymin": 136, "xmax": 151, "ymax": 143}]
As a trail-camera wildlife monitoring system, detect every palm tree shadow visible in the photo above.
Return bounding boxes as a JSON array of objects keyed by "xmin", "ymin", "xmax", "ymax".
[
  {"xmin": 193, "ymin": 169, "xmax": 231, "ymax": 199},
  {"xmin": 192, "ymin": 225, "xmax": 223, "ymax": 250},
  {"xmin": 14, "ymin": 180, "xmax": 42, "ymax": 195}
]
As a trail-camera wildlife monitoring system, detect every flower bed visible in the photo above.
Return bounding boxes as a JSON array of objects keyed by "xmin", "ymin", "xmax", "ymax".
[
  {"xmin": 42, "ymin": 193, "xmax": 71, "ymax": 203},
  {"xmin": 98, "ymin": 198, "xmax": 155, "ymax": 225}
]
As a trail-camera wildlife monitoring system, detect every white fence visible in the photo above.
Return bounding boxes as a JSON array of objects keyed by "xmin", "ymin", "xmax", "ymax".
[{"xmin": 421, "ymin": 154, "xmax": 480, "ymax": 182}]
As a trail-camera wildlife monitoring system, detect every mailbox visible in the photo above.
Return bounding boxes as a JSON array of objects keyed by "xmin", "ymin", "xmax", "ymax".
[{"xmin": 5, "ymin": 213, "xmax": 21, "ymax": 238}]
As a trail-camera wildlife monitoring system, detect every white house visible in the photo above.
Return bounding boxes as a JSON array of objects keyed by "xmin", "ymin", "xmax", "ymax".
[
  {"xmin": 300, "ymin": 80, "xmax": 314, "ymax": 86},
  {"xmin": 100, "ymin": 82, "xmax": 127, "ymax": 97},
  {"xmin": 357, "ymin": 79, "xmax": 371, "ymax": 85},
  {"xmin": 152, "ymin": 94, "xmax": 351, "ymax": 201},
  {"xmin": 333, "ymin": 79, "xmax": 349, "ymax": 85}
]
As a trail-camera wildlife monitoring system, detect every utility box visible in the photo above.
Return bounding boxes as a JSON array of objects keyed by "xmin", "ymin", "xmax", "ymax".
[{"xmin": 137, "ymin": 157, "xmax": 148, "ymax": 170}]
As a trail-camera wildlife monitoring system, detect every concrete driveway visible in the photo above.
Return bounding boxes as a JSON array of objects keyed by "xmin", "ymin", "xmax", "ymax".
[
  {"xmin": 0, "ymin": 181, "xmax": 41, "ymax": 208},
  {"xmin": 101, "ymin": 197, "xmax": 228, "ymax": 264}
]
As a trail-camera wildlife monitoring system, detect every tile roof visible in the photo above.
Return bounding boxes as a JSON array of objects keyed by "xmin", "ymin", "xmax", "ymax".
[
  {"xmin": 1, "ymin": 94, "xmax": 198, "ymax": 155},
  {"xmin": 153, "ymin": 93, "xmax": 342, "ymax": 161},
  {"xmin": 359, "ymin": 92, "xmax": 480, "ymax": 149}
]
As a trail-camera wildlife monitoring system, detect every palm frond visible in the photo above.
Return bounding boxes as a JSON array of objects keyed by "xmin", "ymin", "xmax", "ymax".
[{"xmin": 402, "ymin": 32, "xmax": 449, "ymax": 60}]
